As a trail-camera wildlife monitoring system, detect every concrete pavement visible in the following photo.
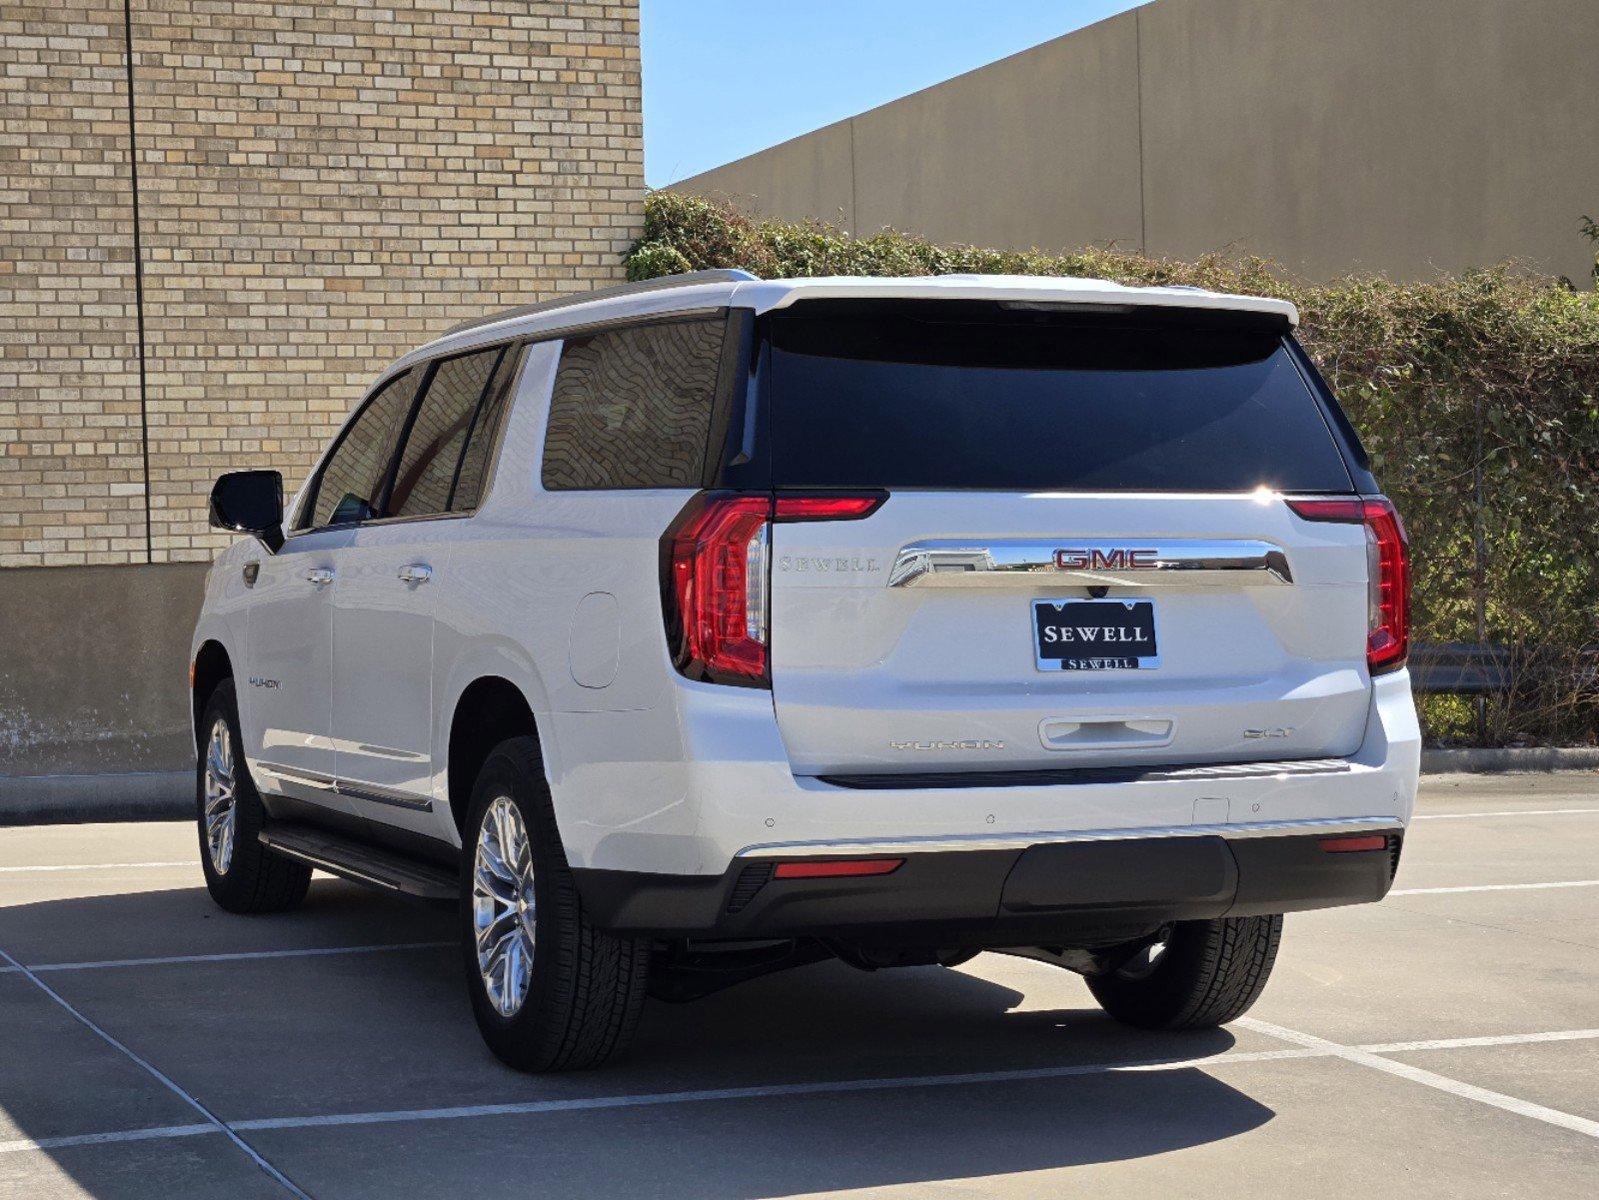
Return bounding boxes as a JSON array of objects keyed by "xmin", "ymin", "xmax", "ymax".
[{"xmin": 2, "ymin": 773, "xmax": 1596, "ymax": 1197}]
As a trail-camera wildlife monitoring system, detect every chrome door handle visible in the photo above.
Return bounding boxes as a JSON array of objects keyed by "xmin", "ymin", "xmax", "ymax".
[
  {"xmin": 305, "ymin": 568, "xmax": 335, "ymax": 587},
  {"xmin": 398, "ymin": 564, "xmax": 433, "ymax": 585}
]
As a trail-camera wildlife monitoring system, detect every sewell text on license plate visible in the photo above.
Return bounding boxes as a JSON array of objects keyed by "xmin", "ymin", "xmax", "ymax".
[{"xmin": 1032, "ymin": 599, "xmax": 1160, "ymax": 671}]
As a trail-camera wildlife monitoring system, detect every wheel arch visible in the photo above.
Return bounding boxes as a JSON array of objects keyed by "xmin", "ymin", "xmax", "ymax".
[
  {"xmin": 446, "ymin": 675, "xmax": 543, "ymax": 844},
  {"xmin": 191, "ymin": 639, "xmax": 234, "ymax": 749}
]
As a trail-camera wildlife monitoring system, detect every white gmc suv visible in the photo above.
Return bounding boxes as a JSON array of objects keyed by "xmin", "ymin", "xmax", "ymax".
[{"xmin": 191, "ymin": 270, "xmax": 1419, "ymax": 1071}]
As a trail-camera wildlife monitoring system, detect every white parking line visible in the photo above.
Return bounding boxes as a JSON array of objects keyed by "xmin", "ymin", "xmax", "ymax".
[
  {"xmin": 1390, "ymin": 880, "xmax": 1599, "ymax": 896},
  {"xmin": 0, "ymin": 945, "xmax": 311, "ymax": 1196},
  {"xmin": 0, "ymin": 861, "xmax": 199, "ymax": 873},
  {"xmin": 1363, "ymin": 1029, "xmax": 1599, "ymax": 1053},
  {"xmin": 31, "ymin": 941, "xmax": 452, "ymax": 972},
  {"xmin": 5, "ymin": 1027, "xmax": 1599, "ymax": 1156},
  {"xmin": 1238, "ymin": 1018, "xmax": 1599, "ymax": 1141},
  {"xmin": 1415, "ymin": 807, "xmax": 1599, "ymax": 821},
  {"xmin": 0, "ymin": 941, "xmax": 451, "ymax": 975}
]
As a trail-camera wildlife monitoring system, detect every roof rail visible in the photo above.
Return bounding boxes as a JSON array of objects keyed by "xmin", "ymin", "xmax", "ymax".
[{"xmin": 440, "ymin": 269, "xmax": 761, "ymax": 339}]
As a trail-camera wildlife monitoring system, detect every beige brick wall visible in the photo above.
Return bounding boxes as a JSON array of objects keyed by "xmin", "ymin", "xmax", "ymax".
[
  {"xmin": 0, "ymin": 6, "xmax": 147, "ymax": 567},
  {"xmin": 0, "ymin": 1, "xmax": 643, "ymax": 567}
]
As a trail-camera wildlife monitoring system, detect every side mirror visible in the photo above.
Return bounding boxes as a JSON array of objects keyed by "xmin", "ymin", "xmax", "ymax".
[{"xmin": 209, "ymin": 470, "xmax": 285, "ymax": 554}]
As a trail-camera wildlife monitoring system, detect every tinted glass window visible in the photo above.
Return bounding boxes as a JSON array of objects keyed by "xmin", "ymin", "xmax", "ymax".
[
  {"xmin": 767, "ymin": 305, "xmax": 1354, "ymax": 493},
  {"xmin": 542, "ymin": 319, "xmax": 724, "ymax": 490},
  {"xmin": 389, "ymin": 347, "xmax": 505, "ymax": 518},
  {"xmin": 450, "ymin": 345, "xmax": 524, "ymax": 512},
  {"xmin": 305, "ymin": 370, "xmax": 420, "ymax": 528}
]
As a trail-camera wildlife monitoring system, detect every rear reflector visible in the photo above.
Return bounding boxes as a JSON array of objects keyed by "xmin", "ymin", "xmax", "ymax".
[
  {"xmin": 772, "ymin": 858, "xmax": 904, "ymax": 879},
  {"xmin": 1318, "ymin": 834, "xmax": 1389, "ymax": 854}
]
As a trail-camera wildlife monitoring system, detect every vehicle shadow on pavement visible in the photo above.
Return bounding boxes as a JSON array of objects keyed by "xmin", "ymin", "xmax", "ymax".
[{"xmin": 2, "ymin": 881, "xmax": 1277, "ymax": 1198}]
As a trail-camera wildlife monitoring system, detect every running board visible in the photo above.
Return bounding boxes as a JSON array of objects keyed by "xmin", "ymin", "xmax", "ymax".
[{"xmin": 259, "ymin": 823, "xmax": 457, "ymax": 902}]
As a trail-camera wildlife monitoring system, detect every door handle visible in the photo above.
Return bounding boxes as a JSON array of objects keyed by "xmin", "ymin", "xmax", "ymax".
[
  {"xmin": 305, "ymin": 568, "xmax": 335, "ymax": 587},
  {"xmin": 398, "ymin": 564, "xmax": 433, "ymax": 585}
]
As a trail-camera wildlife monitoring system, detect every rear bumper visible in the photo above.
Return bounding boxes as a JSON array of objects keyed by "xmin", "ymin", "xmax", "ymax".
[
  {"xmin": 547, "ymin": 668, "xmax": 1420, "ymax": 877},
  {"xmin": 573, "ymin": 827, "xmax": 1404, "ymax": 942}
]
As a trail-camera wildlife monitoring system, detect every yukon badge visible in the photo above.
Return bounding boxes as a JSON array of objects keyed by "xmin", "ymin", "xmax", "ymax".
[{"xmin": 890, "ymin": 739, "xmax": 1006, "ymax": 752}]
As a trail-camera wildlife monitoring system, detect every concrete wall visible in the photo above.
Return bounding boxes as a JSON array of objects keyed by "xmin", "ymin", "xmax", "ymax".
[
  {"xmin": 0, "ymin": 563, "xmax": 203, "ymax": 778},
  {"xmin": 675, "ymin": 0, "xmax": 1599, "ymax": 285}
]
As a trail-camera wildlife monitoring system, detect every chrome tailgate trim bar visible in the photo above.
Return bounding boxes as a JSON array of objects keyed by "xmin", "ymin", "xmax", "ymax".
[{"xmin": 887, "ymin": 539, "xmax": 1293, "ymax": 589}]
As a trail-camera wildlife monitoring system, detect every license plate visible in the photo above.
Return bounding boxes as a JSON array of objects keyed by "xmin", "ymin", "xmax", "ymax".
[{"xmin": 1033, "ymin": 599, "xmax": 1160, "ymax": 671}]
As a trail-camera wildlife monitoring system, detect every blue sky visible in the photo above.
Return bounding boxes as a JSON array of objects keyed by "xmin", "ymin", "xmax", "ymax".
[{"xmin": 641, "ymin": 1, "xmax": 1144, "ymax": 189}]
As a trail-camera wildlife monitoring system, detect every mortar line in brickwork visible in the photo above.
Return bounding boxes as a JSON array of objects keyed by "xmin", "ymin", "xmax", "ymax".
[{"xmin": 122, "ymin": 0, "xmax": 154, "ymax": 564}]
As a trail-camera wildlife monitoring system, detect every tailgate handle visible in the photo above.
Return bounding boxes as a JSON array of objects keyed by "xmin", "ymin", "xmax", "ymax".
[
  {"xmin": 1040, "ymin": 716, "xmax": 1174, "ymax": 751},
  {"xmin": 888, "ymin": 540, "xmax": 1292, "ymax": 588}
]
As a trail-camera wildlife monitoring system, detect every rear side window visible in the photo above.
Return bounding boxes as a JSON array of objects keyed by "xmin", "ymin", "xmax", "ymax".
[
  {"xmin": 450, "ymin": 344, "xmax": 525, "ymax": 512},
  {"xmin": 388, "ymin": 346, "xmax": 507, "ymax": 518},
  {"xmin": 542, "ymin": 318, "xmax": 724, "ymax": 490},
  {"xmin": 766, "ymin": 304, "xmax": 1355, "ymax": 493},
  {"xmin": 303, "ymin": 369, "xmax": 420, "ymax": 529}
]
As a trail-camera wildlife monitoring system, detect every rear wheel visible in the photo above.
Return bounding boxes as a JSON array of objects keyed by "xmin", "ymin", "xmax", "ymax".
[
  {"xmin": 1086, "ymin": 915, "xmax": 1282, "ymax": 1030},
  {"xmin": 196, "ymin": 679, "xmax": 311, "ymax": 914},
  {"xmin": 461, "ymin": 736, "xmax": 650, "ymax": 1071}
]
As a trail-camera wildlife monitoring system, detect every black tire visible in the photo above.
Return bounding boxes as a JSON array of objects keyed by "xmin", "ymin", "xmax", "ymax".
[
  {"xmin": 460, "ymin": 736, "xmax": 650, "ymax": 1072},
  {"xmin": 1086, "ymin": 915, "xmax": 1283, "ymax": 1030},
  {"xmin": 196, "ymin": 679, "xmax": 311, "ymax": 914}
]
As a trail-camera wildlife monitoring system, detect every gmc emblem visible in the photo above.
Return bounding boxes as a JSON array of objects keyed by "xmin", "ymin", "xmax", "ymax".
[{"xmin": 1054, "ymin": 548, "xmax": 1160, "ymax": 570}]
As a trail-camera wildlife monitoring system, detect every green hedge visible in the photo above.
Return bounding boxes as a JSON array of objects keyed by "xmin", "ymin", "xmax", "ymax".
[{"xmin": 628, "ymin": 193, "xmax": 1599, "ymax": 746}]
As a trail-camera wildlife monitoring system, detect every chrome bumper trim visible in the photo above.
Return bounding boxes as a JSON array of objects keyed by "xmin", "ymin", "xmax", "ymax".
[{"xmin": 735, "ymin": 816, "xmax": 1402, "ymax": 859}]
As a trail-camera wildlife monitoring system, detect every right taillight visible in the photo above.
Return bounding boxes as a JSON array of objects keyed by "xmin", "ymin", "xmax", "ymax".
[
  {"xmin": 1287, "ymin": 495, "xmax": 1410, "ymax": 675},
  {"xmin": 662, "ymin": 491, "xmax": 886, "ymax": 688}
]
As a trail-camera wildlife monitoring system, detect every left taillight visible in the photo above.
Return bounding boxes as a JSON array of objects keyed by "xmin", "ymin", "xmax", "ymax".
[
  {"xmin": 662, "ymin": 491, "xmax": 885, "ymax": 688},
  {"xmin": 1287, "ymin": 495, "xmax": 1410, "ymax": 675}
]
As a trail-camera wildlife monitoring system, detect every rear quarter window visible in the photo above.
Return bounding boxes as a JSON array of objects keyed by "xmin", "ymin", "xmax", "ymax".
[
  {"xmin": 766, "ymin": 303, "xmax": 1355, "ymax": 493},
  {"xmin": 542, "ymin": 318, "xmax": 725, "ymax": 490}
]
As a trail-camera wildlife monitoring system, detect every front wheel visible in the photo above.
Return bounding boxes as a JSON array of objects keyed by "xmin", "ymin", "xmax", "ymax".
[
  {"xmin": 196, "ymin": 679, "xmax": 311, "ymax": 914},
  {"xmin": 1086, "ymin": 915, "xmax": 1283, "ymax": 1030},
  {"xmin": 461, "ymin": 737, "xmax": 650, "ymax": 1071}
]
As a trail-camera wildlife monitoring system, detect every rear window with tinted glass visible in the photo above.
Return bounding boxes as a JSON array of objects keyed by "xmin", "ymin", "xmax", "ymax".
[{"xmin": 766, "ymin": 303, "xmax": 1354, "ymax": 493}]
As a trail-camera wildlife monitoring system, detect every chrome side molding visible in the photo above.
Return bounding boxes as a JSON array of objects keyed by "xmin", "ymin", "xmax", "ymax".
[
  {"xmin": 255, "ymin": 762, "xmax": 433, "ymax": 812},
  {"xmin": 887, "ymin": 539, "xmax": 1293, "ymax": 589}
]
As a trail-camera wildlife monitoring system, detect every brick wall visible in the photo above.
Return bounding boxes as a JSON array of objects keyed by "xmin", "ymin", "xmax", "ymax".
[
  {"xmin": 0, "ymin": 1, "xmax": 642, "ymax": 567},
  {"xmin": 0, "ymin": 5, "xmax": 147, "ymax": 567}
]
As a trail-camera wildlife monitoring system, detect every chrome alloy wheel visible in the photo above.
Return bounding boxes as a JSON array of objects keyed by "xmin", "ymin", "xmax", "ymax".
[
  {"xmin": 473, "ymin": 796, "xmax": 537, "ymax": 1018},
  {"xmin": 202, "ymin": 716, "xmax": 238, "ymax": 875}
]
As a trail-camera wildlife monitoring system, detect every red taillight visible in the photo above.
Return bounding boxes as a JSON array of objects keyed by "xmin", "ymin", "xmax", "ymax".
[
  {"xmin": 666, "ymin": 494, "xmax": 771, "ymax": 686},
  {"xmin": 772, "ymin": 858, "xmax": 904, "ymax": 879},
  {"xmin": 774, "ymin": 494, "xmax": 885, "ymax": 522},
  {"xmin": 664, "ymin": 491, "xmax": 886, "ymax": 687},
  {"xmin": 1287, "ymin": 495, "xmax": 1410, "ymax": 675}
]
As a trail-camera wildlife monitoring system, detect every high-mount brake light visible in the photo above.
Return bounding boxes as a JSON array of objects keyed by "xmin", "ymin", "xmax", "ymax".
[
  {"xmin": 663, "ymin": 492, "xmax": 886, "ymax": 687},
  {"xmin": 1286, "ymin": 495, "xmax": 1410, "ymax": 675}
]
